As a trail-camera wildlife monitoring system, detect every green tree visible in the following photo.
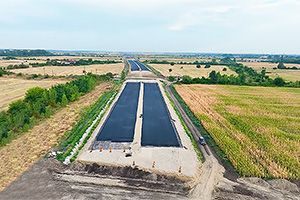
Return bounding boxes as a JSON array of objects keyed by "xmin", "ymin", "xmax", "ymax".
[
  {"xmin": 168, "ymin": 76, "xmax": 175, "ymax": 82},
  {"xmin": 204, "ymin": 64, "xmax": 211, "ymax": 68},
  {"xmin": 121, "ymin": 70, "xmax": 126, "ymax": 80},
  {"xmin": 182, "ymin": 75, "xmax": 192, "ymax": 84},
  {"xmin": 196, "ymin": 64, "xmax": 201, "ymax": 68},
  {"xmin": 277, "ymin": 63, "xmax": 286, "ymax": 69},
  {"xmin": 222, "ymin": 67, "xmax": 227, "ymax": 71},
  {"xmin": 209, "ymin": 70, "xmax": 218, "ymax": 84},
  {"xmin": 24, "ymin": 87, "xmax": 46, "ymax": 103},
  {"xmin": 169, "ymin": 68, "xmax": 172, "ymax": 72},
  {"xmin": 61, "ymin": 94, "xmax": 68, "ymax": 107},
  {"xmin": 274, "ymin": 77, "xmax": 285, "ymax": 86}
]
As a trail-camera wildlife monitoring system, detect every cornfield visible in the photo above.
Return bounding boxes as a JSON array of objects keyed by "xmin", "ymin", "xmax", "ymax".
[{"xmin": 175, "ymin": 84, "xmax": 300, "ymax": 178}]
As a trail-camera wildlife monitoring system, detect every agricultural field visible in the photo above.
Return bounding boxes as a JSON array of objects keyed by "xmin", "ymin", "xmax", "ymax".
[
  {"xmin": 175, "ymin": 84, "xmax": 300, "ymax": 178},
  {"xmin": 149, "ymin": 64, "xmax": 236, "ymax": 78},
  {"xmin": 0, "ymin": 77, "xmax": 66, "ymax": 110},
  {"xmin": 7, "ymin": 63, "xmax": 124, "ymax": 76},
  {"xmin": 239, "ymin": 61, "xmax": 300, "ymax": 82}
]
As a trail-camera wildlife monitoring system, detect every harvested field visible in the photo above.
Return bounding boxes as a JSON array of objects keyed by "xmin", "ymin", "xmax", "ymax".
[
  {"xmin": 175, "ymin": 84, "xmax": 300, "ymax": 178},
  {"xmin": 238, "ymin": 61, "xmax": 300, "ymax": 82},
  {"xmin": 0, "ymin": 59, "xmax": 44, "ymax": 68},
  {"xmin": 149, "ymin": 64, "xmax": 236, "ymax": 78},
  {"xmin": 0, "ymin": 82, "xmax": 113, "ymax": 192},
  {"xmin": 0, "ymin": 77, "xmax": 66, "ymax": 110},
  {"xmin": 8, "ymin": 63, "xmax": 124, "ymax": 76}
]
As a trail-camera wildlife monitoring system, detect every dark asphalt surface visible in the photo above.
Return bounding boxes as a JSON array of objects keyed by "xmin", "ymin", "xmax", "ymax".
[
  {"xmin": 96, "ymin": 82, "xmax": 140, "ymax": 142},
  {"xmin": 128, "ymin": 60, "xmax": 140, "ymax": 71},
  {"xmin": 141, "ymin": 83, "xmax": 180, "ymax": 147},
  {"xmin": 134, "ymin": 60, "xmax": 149, "ymax": 71}
]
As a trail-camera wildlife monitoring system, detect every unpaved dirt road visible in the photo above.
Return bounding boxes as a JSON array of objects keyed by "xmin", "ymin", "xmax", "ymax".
[{"xmin": 0, "ymin": 158, "xmax": 188, "ymax": 200}]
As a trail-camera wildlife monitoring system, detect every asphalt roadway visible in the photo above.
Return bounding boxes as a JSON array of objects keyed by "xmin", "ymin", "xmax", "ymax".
[
  {"xmin": 96, "ymin": 82, "xmax": 140, "ymax": 142},
  {"xmin": 141, "ymin": 83, "xmax": 180, "ymax": 147},
  {"xmin": 128, "ymin": 60, "xmax": 140, "ymax": 71},
  {"xmin": 134, "ymin": 60, "xmax": 149, "ymax": 71},
  {"xmin": 128, "ymin": 60, "xmax": 149, "ymax": 71}
]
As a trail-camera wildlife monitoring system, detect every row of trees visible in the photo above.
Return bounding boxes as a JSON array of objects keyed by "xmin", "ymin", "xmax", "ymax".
[
  {"xmin": 176, "ymin": 58, "xmax": 300, "ymax": 88},
  {"xmin": 179, "ymin": 71, "xmax": 288, "ymax": 87},
  {"xmin": 6, "ymin": 63, "xmax": 29, "ymax": 69},
  {"xmin": 0, "ymin": 73, "xmax": 112, "ymax": 146},
  {"xmin": 277, "ymin": 63, "xmax": 299, "ymax": 70},
  {"xmin": 0, "ymin": 49, "xmax": 53, "ymax": 57}
]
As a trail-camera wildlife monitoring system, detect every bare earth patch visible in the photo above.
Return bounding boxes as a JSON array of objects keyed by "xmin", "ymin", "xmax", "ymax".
[{"xmin": 0, "ymin": 82, "xmax": 113, "ymax": 192}]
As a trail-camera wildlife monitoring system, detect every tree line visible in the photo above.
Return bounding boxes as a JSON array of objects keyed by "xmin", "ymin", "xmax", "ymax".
[
  {"xmin": 0, "ymin": 73, "xmax": 112, "ymax": 146},
  {"xmin": 0, "ymin": 49, "xmax": 53, "ymax": 57},
  {"xmin": 29, "ymin": 58, "xmax": 121, "ymax": 67},
  {"xmin": 172, "ymin": 58, "xmax": 300, "ymax": 88}
]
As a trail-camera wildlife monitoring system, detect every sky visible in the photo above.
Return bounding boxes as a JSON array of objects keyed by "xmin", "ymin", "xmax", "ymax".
[{"xmin": 0, "ymin": 0, "xmax": 300, "ymax": 54}]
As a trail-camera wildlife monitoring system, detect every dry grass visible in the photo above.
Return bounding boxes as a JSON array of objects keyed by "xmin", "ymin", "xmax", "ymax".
[
  {"xmin": 0, "ymin": 82, "xmax": 113, "ymax": 192},
  {"xmin": 175, "ymin": 84, "xmax": 300, "ymax": 178},
  {"xmin": 238, "ymin": 62, "xmax": 300, "ymax": 82},
  {"xmin": 8, "ymin": 63, "xmax": 124, "ymax": 76},
  {"xmin": 0, "ymin": 77, "xmax": 66, "ymax": 110},
  {"xmin": 149, "ymin": 64, "xmax": 236, "ymax": 78}
]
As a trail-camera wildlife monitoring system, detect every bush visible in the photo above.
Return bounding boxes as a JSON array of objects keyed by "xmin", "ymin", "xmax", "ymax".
[
  {"xmin": 182, "ymin": 75, "xmax": 192, "ymax": 84},
  {"xmin": 222, "ymin": 67, "xmax": 227, "ymax": 71},
  {"xmin": 168, "ymin": 76, "xmax": 175, "ymax": 82},
  {"xmin": 274, "ymin": 77, "xmax": 285, "ymax": 86},
  {"xmin": 204, "ymin": 64, "xmax": 211, "ymax": 68}
]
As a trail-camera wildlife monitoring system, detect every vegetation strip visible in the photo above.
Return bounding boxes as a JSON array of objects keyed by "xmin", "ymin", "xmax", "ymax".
[
  {"xmin": 63, "ymin": 91, "xmax": 117, "ymax": 164},
  {"xmin": 56, "ymin": 90, "xmax": 117, "ymax": 162},
  {"xmin": 162, "ymin": 83, "xmax": 204, "ymax": 162},
  {"xmin": 142, "ymin": 62, "xmax": 162, "ymax": 76}
]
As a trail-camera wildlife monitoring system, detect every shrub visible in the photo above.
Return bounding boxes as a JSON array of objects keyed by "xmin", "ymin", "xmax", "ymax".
[{"xmin": 168, "ymin": 76, "xmax": 175, "ymax": 82}]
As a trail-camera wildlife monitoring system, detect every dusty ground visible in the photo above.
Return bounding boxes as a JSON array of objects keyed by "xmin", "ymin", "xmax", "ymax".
[
  {"xmin": 0, "ymin": 82, "xmax": 113, "ymax": 192},
  {"xmin": 8, "ymin": 63, "xmax": 124, "ymax": 76},
  {"xmin": 0, "ymin": 77, "xmax": 66, "ymax": 110},
  {"xmin": 78, "ymin": 80, "xmax": 200, "ymax": 178},
  {"xmin": 149, "ymin": 64, "xmax": 236, "ymax": 78},
  {"xmin": 0, "ymin": 158, "xmax": 188, "ymax": 200}
]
